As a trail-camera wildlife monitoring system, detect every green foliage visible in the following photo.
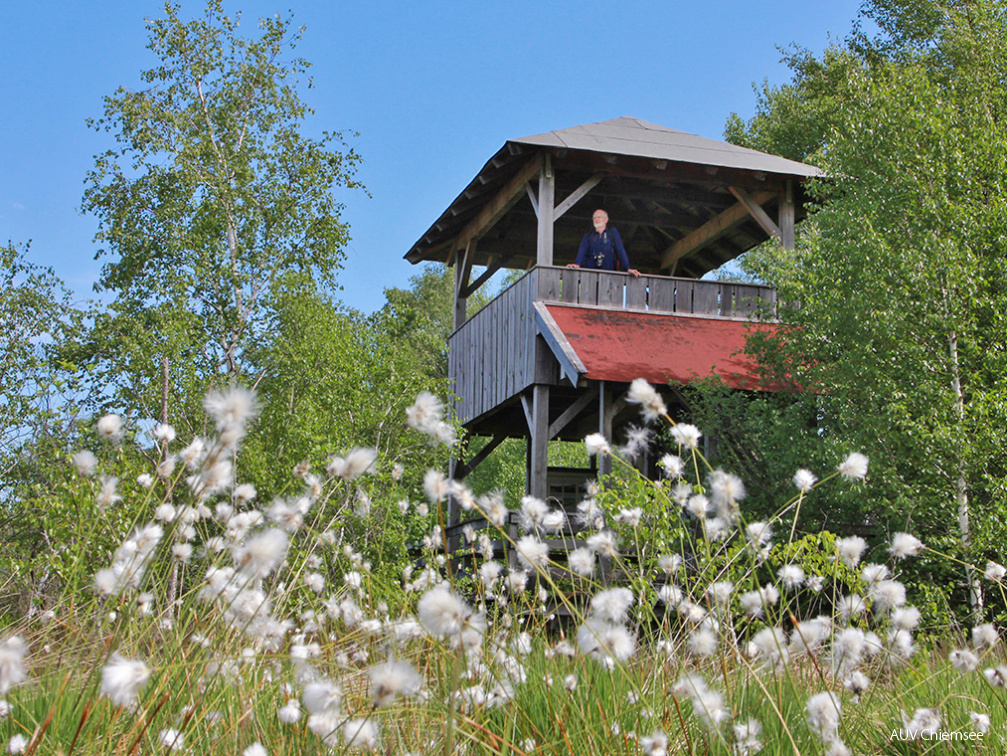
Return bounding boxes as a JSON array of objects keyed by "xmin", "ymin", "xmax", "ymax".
[
  {"xmin": 725, "ymin": 0, "xmax": 1007, "ymax": 620},
  {"xmin": 78, "ymin": 0, "xmax": 362, "ymax": 419},
  {"xmin": 0, "ymin": 243, "xmax": 78, "ymax": 469}
]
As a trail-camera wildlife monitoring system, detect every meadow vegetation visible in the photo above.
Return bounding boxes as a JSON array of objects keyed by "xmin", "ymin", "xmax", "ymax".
[{"xmin": 1, "ymin": 380, "xmax": 1006, "ymax": 754}]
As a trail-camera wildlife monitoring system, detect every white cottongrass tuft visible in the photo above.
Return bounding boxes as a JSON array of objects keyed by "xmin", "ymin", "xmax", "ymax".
[
  {"xmin": 343, "ymin": 718, "xmax": 380, "ymax": 750},
  {"xmin": 901, "ymin": 709, "xmax": 940, "ymax": 739},
  {"xmin": 586, "ymin": 530, "xmax": 618, "ymax": 557},
  {"xmin": 836, "ymin": 536, "xmax": 867, "ymax": 568},
  {"xmin": 733, "ymin": 718, "xmax": 763, "ymax": 755},
  {"xmin": 204, "ymin": 386, "xmax": 258, "ymax": 439},
  {"xmin": 670, "ymin": 423, "xmax": 702, "ymax": 449},
  {"xmin": 984, "ymin": 561, "xmax": 1006, "ymax": 581},
  {"xmin": 327, "ymin": 448, "xmax": 377, "ymax": 481},
  {"xmin": 590, "ymin": 588, "xmax": 634, "ymax": 624},
  {"xmin": 584, "ymin": 433, "xmax": 611, "ymax": 456},
  {"xmin": 158, "ymin": 729, "xmax": 184, "ymax": 751},
  {"xmin": 640, "ymin": 731, "xmax": 668, "ymax": 756},
  {"xmin": 417, "ymin": 584, "xmax": 482, "ymax": 647},
  {"xmin": 870, "ymin": 579, "xmax": 906, "ymax": 611},
  {"xmin": 0, "ymin": 639, "xmax": 26, "ymax": 695},
  {"xmin": 891, "ymin": 606, "xmax": 921, "ymax": 631},
  {"xmin": 576, "ymin": 617, "xmax": 636, "ymax": 665},
  {"xmin": 7, "ymin": 735, "xmax": 27, "ymax": 754},
  {"xmin": 672, "ymin": 674, "xmax": 727, "ymax": 731},
  {"xmin": 861, "ymin": 563, "xmax": 889, "ymax": 586},
  {"xmin": 243, "ymin": 744, "xmax": 268, "ymax": 756},
  {"xmin": 518, "ymin": 496, "xmax": 548, "ymax": 530},
  {"xmin": 423, "ymin": 470, "xmax": 449, "ymax": 503},
  {"xmin": 405, "ymin": 392, "xmax": 456, "ymax": 446},
  {"xmin": 627, "ymin": 378, "xmax": 667, "ymax": 422},
  {"xmin": 614, "ymin": 507, "xmax": 643, "ymax": 528},
  {"xmin": 778, "ymin": 565, "xmax": 805, "ymax": 590},
  {"xmin": 949, "ymin": 649, "xmax": 979, "ymax": 672},
  {"xmin": 970, "ymin": 712, "xmax": 991, "ymax": 734},
  {"xmin": 660, "ymin": 454, "xmax": 684, "ymax": 478},
  {"xmin": 838, "ymin": 452, "xmax": 868, "ymax": 480},
  {"xmin": 972, "ymin": 623, "xmax": 998, "ymax": 651},
  {"xmin": 658, "ymin": 554, "xmax": 682, "ymax": 574},
  {"xmin": 793, "ymin": 468, "xmax": 817, "ymax": 492},
  {"xmin": 97, "ymin": 414, "xmax": 123, "ymax": 442},
  {"xmin": 515, "ymin": 535, "xmax": 549, "ymax": 571},
  {"xmin": 837, "ymin": 594, "xmax": 867, "ymax": 622},
  {"xmin": 805, "ymin": 691, "xmax": 842, "ymax": 743},
  {"xmin": 152, "ymin": 423, "xmax": 175, "ymax": 443},
  {"xmin": 367, "ymin": 660, "xmax": 423, "ymax": 707},
  {"xmin": 278, "ymin": 700, "xmax": 301, "ymax": 723},
  {"xmin": 708, "ymin": 469, "xmax": 745, "ymax": 519},
  {"xmin": 568, "ymin": 547, "xmax": 595, "ymax": 577},
  {"xmin": 983, "ymin": 666, "xmax": 1007, "ymax": 687},
  {"xmin": 688, "ymin": 627, "xmax": 719, "ymax": 657},
  {"xmin": 232, "ymin": 529, "xmax": 288, "ymax": 578},
  {"xmin": 888, "ymin": 532, "xmax": 923, "ymax": 559},
  {"xmin": 747, "ymin": 627, "xmax": 789, "ymax": 668},
  {"xmin": 72, "ymin": 450, "xmax": 98, "ymax": 477},
  {"xmin": 100, "ymin": 653, "xmax": 150, "ymax": 708}
]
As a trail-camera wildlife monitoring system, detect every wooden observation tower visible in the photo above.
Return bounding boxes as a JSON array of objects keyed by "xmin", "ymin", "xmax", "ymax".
[{"xmin": 405, "ymin": 117, "xmax": 819, "ymax": 525}]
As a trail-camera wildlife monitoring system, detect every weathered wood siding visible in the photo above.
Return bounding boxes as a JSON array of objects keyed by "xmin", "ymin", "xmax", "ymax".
[{"xmin": 448, "ymin": 267, "xmax": 776, "ymax": 424}]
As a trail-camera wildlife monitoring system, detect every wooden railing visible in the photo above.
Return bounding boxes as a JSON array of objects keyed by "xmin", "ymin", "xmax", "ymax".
[{"xmin": 533, "ymin": 266, "xmax": 777, "ymax": 318}]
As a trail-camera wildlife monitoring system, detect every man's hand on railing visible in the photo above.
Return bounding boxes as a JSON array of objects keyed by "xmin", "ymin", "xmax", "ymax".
[{"xmin": 566, "ymin": 263, "xmax": 580, "ymax": 269}]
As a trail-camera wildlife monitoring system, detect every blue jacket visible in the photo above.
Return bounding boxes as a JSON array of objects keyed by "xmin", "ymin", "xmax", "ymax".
[{"xmin": 573, "ymin": 227, "xmax": 632, "ymax": 271}]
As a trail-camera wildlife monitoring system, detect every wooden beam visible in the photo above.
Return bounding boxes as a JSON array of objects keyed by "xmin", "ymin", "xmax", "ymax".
[
  {"xmin": 536, "ymin": 155, "xmax": 556, "ymax": 266},
  {"xmin": 452, "ymin": 154, "xmax": 543, "ymax": 256},
  {"xmin": 461, "ymin": 252, "xmax": 516, "ymax": 299},
  {"xmin": 525, "ymin": 183, "xmax": 539, "ymax": 218},
  {"xmin": 548, "ymin": 388, "xmax": 599, "ymax": 440},
  {"xmin": 520, "ymin": 393, "xmax": 534, "ymax": 433},
  {"xmin": 660, "ymin": 190, "xmax": 775, "ymax": 270},
  {"xmin": 729, "ymin": 186, "xmax": 780, "ymax": 239},
  {"xmin": 453, "ymin": 240, "xmax": 474, "ymax": 330},
  {"xmin": 554, "ymin": 173, "xmax": 604, "ymax": 220},
  {"xmin": 456, "ymin": 434, "xmax": 506, "ymax": 479},
  {"xmin": 780, "ymin": 180, "xmax": 795, "ymax": 250}
]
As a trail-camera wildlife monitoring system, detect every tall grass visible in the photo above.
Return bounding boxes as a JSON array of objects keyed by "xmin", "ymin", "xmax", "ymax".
[{"xmin": 2, "ymin": 381, "xmax": 1006, "ymax": 755}]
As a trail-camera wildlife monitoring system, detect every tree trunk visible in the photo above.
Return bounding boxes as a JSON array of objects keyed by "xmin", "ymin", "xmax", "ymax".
[{"xmin": 949, "ymin": 331, "xmax": 982, "ymax": 617}]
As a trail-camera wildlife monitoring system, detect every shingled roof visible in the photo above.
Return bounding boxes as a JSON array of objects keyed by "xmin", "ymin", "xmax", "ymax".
[
  {"xmin": 406, "ymin": 117, "xmax": 820, "ymax": 278},
  {"xmin": 513, "ymin": 117, "xmax": 820, "ymax": 177}
]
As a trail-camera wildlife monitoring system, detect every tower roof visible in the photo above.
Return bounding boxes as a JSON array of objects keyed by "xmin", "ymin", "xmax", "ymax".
[
  {"xmin": 406, "ymin": 117, "xmax": 820, "ymax": 277},
  {"xmin": 513, "ymin": 117, "xmax": 820, "ymax": 177}
]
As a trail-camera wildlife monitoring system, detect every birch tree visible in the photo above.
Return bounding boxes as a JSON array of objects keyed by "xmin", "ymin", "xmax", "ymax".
[{"xmin": 81, "ymin": 1, "xmax": 362, "ymax": 408}]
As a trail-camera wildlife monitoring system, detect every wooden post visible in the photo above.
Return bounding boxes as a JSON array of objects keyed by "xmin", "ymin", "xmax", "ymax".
[
  {"xmin": 453, "ymin": 240, "xmax": 474, "ymax": 330},
  {"xmin": 599, "ymin": 381, "xmax": 612, "ymax": 478},
  {"xmin": 780, "ymin": 180, "xmax": 795, "ymax": 250},
  {"xmin": 530, "ymin": 384, "xmax": 550, "ymax": 499},
  {"xmin": 536, "ymin": 154, "xmax": 555, "ymax": 266}
]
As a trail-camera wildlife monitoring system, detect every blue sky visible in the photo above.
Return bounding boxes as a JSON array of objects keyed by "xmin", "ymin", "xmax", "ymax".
[{"xmin": 1, "ymin": 1, "xmax": 865, "ymax": 314}]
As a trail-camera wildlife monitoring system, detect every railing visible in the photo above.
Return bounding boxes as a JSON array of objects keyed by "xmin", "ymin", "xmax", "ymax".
[{"xmin": 533, "ymin": 266, "xmax": 777, "ymax": 319}]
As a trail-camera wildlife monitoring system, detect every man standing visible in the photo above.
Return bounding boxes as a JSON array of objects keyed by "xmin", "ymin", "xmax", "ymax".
[{"xmin": 567, "ymin": 209, "xmax": 641, "ymax": 277}]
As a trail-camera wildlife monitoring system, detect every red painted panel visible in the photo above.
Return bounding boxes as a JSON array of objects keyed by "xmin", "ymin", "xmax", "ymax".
[{"xmin": 545, "ymin": 305, "xmax": 776, "ymax": 390}]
